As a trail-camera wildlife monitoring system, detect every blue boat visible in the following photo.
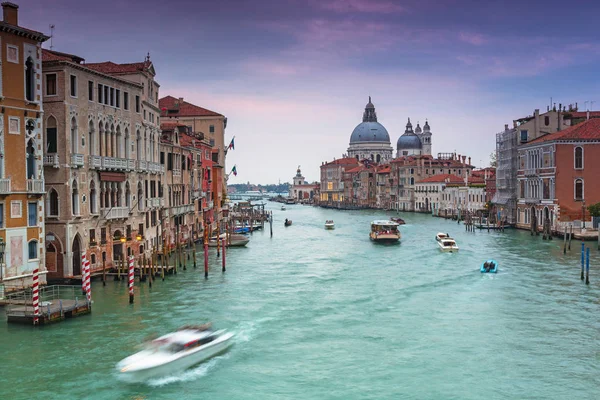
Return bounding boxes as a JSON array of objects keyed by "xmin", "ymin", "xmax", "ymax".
[
  {"xmin": 481, "ymin": 260, "xmax": 498, "ymax": 273},
  {"xmin": 234, "ymin": 227, "xmax": 250, "ymax": 234}
]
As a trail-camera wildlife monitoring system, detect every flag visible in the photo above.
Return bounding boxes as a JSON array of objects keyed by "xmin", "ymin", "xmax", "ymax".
[
  {"xmin": 228, "ymin": 137, "xmax": 235, "ymax": 151},
  {"xmin": 231, "ymin": 165, "xmax": 237, "ymax": 176}
]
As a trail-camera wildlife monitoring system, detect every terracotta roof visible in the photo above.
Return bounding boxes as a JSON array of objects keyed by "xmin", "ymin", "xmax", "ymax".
[
  {"xmin": 345, "ymin": 166, "xmax": 363, "ymax": 173},
  {"xmin": 159, "ymin": 96, "xmax": 223, "ymax": 118},
  {"xmin": 418, "ymin": 174, "xmax": 464, "ymax": 184},
  {"xmin": 322, "ymin": 158, "xmax": 359, "ymax": 167},
  {"xmin": 42, "ymin": 49, "xmax": 85, "ymax": 63},
  {"xmin": 85, "ymin": 60, "xmax": 152, "ymax": 75},
  {"xmin": 568, "ymin": 111, "xmax": 600, "ymax": 119},
  {"xmin": 527, "ymin": 118, "xmax": 600, "ymax": 145},
  {"xmin": 0, "ymin": 20, "xmax": 49, "ymax": 42},
  {"xmin": 179, "ymin": 133, "xmax": 208, "ymax": 148},
  {"xmin": 160, "ymin": 121, "xmax": 182, "ymax": 130},
  {"xmin": 377, "ymin": 165, "xmax": 391, "ymax": 173},
  {"xmin": 468, "ymin": 176, "xmax": 485, "ymax": 184}
]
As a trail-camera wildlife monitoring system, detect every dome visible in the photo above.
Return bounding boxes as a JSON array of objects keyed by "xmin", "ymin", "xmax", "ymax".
[
  {"xmin": 350, "ymin": 121, "xmax": 390, "ymax": 144},
  {"xmin": 415, "ymin": 123, "xmax": 422, "ymax": 134},
  {"xmin": 397, "ymin": 133, "xmax": 422, "ymax": 150}
]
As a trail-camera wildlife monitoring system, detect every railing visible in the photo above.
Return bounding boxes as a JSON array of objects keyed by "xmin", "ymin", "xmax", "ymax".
[
  {"xmin": 137, "ymin": 160, "xmax": 148, "ymax": 171},
  {"xmin": 167, "ymin": 204, "xmax": 194, "ymax": 216},
  {"xmin": 146, "ymin": 198, "xmax": 164, "ymax": 208},
  {"xmin": 27, "ymin": 179, "xmax": 44, "ymax": 194},
  {"xmin": 43, "ymin": 154, "xmax": 59, "ymax": 168},
  {"xmin": 101, "ymin": 206, "xmax": 129, "ymax": 220},
  {"xmin": 523, "ymin": 197, "xmax": 540, "ymax": 204},
  {"xmin": 88, "ymin": 155, "xmax": 102, "ymax": 169},
  {"xmin": 0, "ymin": 178, "xmax": 11, "ymax": 194},
  {"xmin": 102, "ymin": 157, "xmax": 128, "ymax": 170},
  {"xmin": 127, "ymin": 159, "xmax": 136, "ymax": 171},
  {"xmin": 524, "ymin": 168, "xmax": 537, "ymax": 176},
  {"xmin": 148, "ymin": 162, "xmax": 164, "ymax": 174},
  {"xmin": 71, "ymin": 153, "xmax": 85, "ymax": 168}
]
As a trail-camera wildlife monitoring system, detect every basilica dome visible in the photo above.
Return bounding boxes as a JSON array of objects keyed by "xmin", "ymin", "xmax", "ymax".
[
  {"xmin": 397, "ymin": 133, "xmax": 422, "ymax": 150},
  {"xmin": 349, "ymin": 121, "xmax": 390, "ymax": 144}
]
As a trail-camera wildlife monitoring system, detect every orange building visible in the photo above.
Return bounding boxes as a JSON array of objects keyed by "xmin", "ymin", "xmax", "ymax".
[
  {"xmin": 0, "ymin": 3, "xmax": 49, "ymax": 290},
  {"xmin": 516, "ymin": 118, "xmax": 600, "ymax": 231}
]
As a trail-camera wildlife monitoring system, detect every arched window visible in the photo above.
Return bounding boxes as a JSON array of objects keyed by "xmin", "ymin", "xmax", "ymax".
[
  {"xmin": 116, "ymin": 125, "xmax": 122, "ymax": 158},
  {"xmin": 575, "ymin": 179, "xmax": 583, "ymax": 201},
  {"xmin": 124, "ymin": 128, "xmax": 130, "ymax": 159},
  {"xmin": 410, "ymin": 177, "xmax": 414, "ymax": 185},
  {"xmin": 89, "ymin": 180, "xmax": 97, "ymax": 214},
  {"xmin": 104, "ymin": 122, "xmax": 110, "ymax": 157},
  {"xmin": 136, "ymin": 130, "xmax": 142, "ymax": 160},
  {"xmin": 91, "ymin": 253, "xmax": 96, "ymax": 265},
  {"xmin": 110, "ymin": 124, "xmax": 115, "ymax": 157},
  {"xmin": 25, "ymin": 57, "xmax": 35, "ymax": 102},
  {"xmin": 125, "ymin": 182, "xmax": 131, "ymax": 208},
  {"xmin": 98, "ymin": 122, "xmax": 104, "ymax": 157},
  {"xmin": 48, "ymin": 188, "xmax": 59, "ymax": 216},
  {"xmin": 70, "ymin": 117, "xmax": 78, "ymax": 154},
  {"xmin": 138, "ymin": 182, "xmax": 144, "ymax": 211},
  {"xmin": 26, "ymin": 139, "xmax": 36, "ymax": 179},
  {"xmin": 28, "ymin": 240, "xmax": 38, "ymax": 260},
  {"xmin": 72, "ymin": 180, "xmax": 80, "ymax": 216},
  {"xmin": 376, "ymin": 154, "xmax": 381, "ymax": 163},
  {"xmin": 47, "ymin": 116, "xmax": 57, "ymax": 153},
  {"xmin": 88, "ymin": 120, "xmax": 94, "ymax": 156},
  {"xmin": 574, "ymin": 146, "xmax": 583, "ymax": 169},
  {"xmin": 544, "ymin": 116, "xmax": 550, "ymax": 126}
]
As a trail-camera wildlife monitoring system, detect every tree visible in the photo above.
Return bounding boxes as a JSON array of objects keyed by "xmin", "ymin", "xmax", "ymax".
[
  {"xmin": 489, "ymin": 151, "xmax": 497, "ymax": 168},
  {"xmin": 588, "ymin": 202, "xmax": 600, "ymax": 217}
]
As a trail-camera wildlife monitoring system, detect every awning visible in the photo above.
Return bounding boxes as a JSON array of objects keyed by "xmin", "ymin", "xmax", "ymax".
[{"xmin": 99, "ymin": 172, "xmax": 126, "ymax": 182}]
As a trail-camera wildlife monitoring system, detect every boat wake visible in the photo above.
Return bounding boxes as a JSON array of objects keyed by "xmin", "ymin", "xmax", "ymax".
[{"xmin": 146, "ymin": 354, "xmax": 228, "ymax": 387}]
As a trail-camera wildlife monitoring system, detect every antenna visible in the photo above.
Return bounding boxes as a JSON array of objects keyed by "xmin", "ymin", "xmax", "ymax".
[
  {"xmin": 590, "ymin": 101, "xmax": 596, "ymax": 111},
  {"xmin": 49, "ymin": 24, "xmax": 55, "ymax": 50}
]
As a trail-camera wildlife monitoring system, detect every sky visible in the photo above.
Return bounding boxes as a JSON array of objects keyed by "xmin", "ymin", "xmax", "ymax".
[{"xmin": 17, "ymin": 0, "xmax": 600, "ymax": 184}]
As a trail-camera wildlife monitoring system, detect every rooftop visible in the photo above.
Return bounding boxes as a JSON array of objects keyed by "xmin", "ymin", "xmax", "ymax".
[
  {"xmin": 321, "ymin": 158, "xmax": 360, "ymax": 167},
  {"xmin": 527, "ymin": 118, "xmax": 600, "ymax": 145},
  {"xmin": 85, "ymin": 60, "xmax": 153, "ymax": 75},
  {"xmin": 418, "ymin": 174, "xmax": 464, "ymax": 184},
  {"xmin": 159, "ymin": 96, "xmax": 223, "ymax": 118}
]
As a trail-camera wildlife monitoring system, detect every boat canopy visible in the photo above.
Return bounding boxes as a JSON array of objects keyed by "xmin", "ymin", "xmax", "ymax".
[{"xmin": 371, "ymin": 220, "xmax": 399, "ymax": 227}]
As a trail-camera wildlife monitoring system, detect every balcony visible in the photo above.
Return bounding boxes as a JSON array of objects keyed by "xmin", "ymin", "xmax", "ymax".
[
  {"xmin": 146, "ymin": 197, "xmax": 164, "ymax": 208},
  {"xmin": 137, "ymin": 160, "xmax": 148, "ymax": 171},
  {"xmin": 193, "ymin": 189, "xmax": 205, "ymax": 199},
  {"xmin": 88, "ymin": 155, "xmax": 102, "ymax": 169},
  {"xmin": 127, "ymin": 159, "xmax": 136, "ymax": 171},
  {"xmin": 168, "ymin": 204, "xmax": 194, "ymax": 216},
  {"xmin": 148, "ymin": 162, "xmax": 164, "ymax": 174},
  {"xmin": 0, "ymin": 178, "xmax": 10, "ymax": 194},
  {"xmin": 71, "ymin": 153, "xmax": 85, "ymax": 168},
  {"xmin": 524, "ymin": 168, "xmax": 537, "ymax": 177},
  {"xmin": 102, "ymin": 157, "xmax": 127, "ymax": 170},
  {"xmin": 101, "ymin": 207, "xmax": 129, "ymax": 220},
  {"xmin": 27, "ymin": 179, "xmax": 44, "ymax": 194},
  {"xmin": 523, "ymin": 197, "xmax": 541, "ymax": 204},
  {"xmin": 44, "ymin": 154, "xmax": 59, "ymax": 168}
]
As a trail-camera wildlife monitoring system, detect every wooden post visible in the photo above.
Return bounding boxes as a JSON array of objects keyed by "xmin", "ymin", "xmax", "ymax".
[
  {"xmin": 192, "ymin": 234, "xmax": 197, "ymax": 269},
  {"xmin": 139, "ymin": 254, "xmax": 145, "ymax": 282},
  {"xmin": 270, "ymin": 211, "xmax": 273, "ymax": 237},
  {"xmin": 581, "ymin": 242, "xmax": 585, "ymax": 281},
  {"xmin": 182, "ymin": 232, "xmax": 187, "ymax": 271},
  {"xmin": 204, "ymin": 242, "xmax": 209, "ymax": 279},
  {"xmin": 161, "ymin": 247, "xmax": 165, "ymax": 281},
  {"xmin": 568, "ymin": 224, "xmax": 573, "ymax": 251},
  {"xmin": 216, "ymin": 221, "xmax": 221, "ymax": 258},
  {"xmin": 563, "ymin": 225, "xmax": 567, "ymax": 254},
  {"xmin": 222, "ymin": 238, "xmax": 226, "ymax": 272},
  {"xmin": 148, "ymin": 251, "xmax": 153, "ymax": 288},
  {"xmin": 102, "ymin": 253, "xmax": 106, "ymax": 286},
  {"xmin": 586, "ymin": 247, "xmax": 590, "ymax": 285}
]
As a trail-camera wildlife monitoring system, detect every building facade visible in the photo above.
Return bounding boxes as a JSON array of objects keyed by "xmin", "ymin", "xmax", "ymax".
[
  {"xmin": 42, "ymin": 49, "xmax": 163, "ymax": 280},
  {"xmin": 0, "ymin": 3, "xmax": 49, "ymax": 290},
  {"xmin": 319, "ymin": 158, "xmax": 359, "ymax": 206},
  {"xmin": 289, "ymin": 166, "xmax": 317, "ymax": 201}
]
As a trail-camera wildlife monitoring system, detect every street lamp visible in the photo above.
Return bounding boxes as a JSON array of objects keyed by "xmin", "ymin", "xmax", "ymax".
[{"xmin": 0, "ymin": 237, "xmax": 5, "ymax": 281}]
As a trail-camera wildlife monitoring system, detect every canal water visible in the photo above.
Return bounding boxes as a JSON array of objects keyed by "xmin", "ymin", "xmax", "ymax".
[{"xmin": 1, "ymin": 203, "xmax": 599, "ymax": 399}]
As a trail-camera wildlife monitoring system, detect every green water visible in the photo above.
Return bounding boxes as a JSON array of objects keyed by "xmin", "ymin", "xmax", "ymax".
[{"xmin": 1, "ymin": 204, "xmax": 599, "ymax": 399}]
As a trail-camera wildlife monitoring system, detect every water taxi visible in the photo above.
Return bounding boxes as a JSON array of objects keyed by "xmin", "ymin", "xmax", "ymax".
[
  {"xmin": 435, "ymin": 232, "xmax": 449, "ymax": 241},
  {"xmin": 116, "ymin": 324, "xmax": 234, "ymax": 383},
  {"xmin": 438, "ymin": 238, "xmax": 459, "ymax": 252},
  {"xmin": 369, "ymin": 220, "xmax": 401, "ymax": 242},
  {"xmin": 481, "ymin": 260, "xmax": 498, "ymax": 273},
  {"xmin": 325, "ymin": 220, "xmax": 335, "ymax": 230}
]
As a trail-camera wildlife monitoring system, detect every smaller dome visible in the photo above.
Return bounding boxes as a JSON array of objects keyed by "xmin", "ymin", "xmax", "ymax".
[
  {"xmin": 415, "ymin": 123, "xmax": 422, "ymax": 134},
  {"xmin": 397, "ymin": 133, "xmax": 422, "ymax": 150},
  {"xmin": 423, "ymin": 120, "xmax": 431, "ymax": 132}
]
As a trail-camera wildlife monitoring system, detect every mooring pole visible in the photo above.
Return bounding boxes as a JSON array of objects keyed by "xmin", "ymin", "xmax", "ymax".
[
  {"xmin": 270, "ymin": 211, "xmax": 273, "ymax": 237},
  {"xmin": 222, "ymin": 238, "xmax": 226, "ymax": 272},
  {"xmin": 563, "ymin": 225, "xmax": 567, "ymax": 254},
  {"xmin": 581, "ymin": 242, "xmax": 585, "ymax": 281},
  {"xmin": 102, "ymin": 254, "xmax": 106, "ymax": 286},
  {"xmin": 585, "ymin": 247, "xmax": 590, "ymax": 284},
  {"xmin": 568, "ymin": 224, "xmax": 573, "ymax": 251},
  {"xmin": 204, "ymin": 242, "xmax": 209, "ymax": 279}
]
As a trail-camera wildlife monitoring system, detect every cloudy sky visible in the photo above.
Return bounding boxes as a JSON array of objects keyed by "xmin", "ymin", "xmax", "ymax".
[{"xmin": 19, "ymin": 0, "xmax": 600, "ymax": 184}]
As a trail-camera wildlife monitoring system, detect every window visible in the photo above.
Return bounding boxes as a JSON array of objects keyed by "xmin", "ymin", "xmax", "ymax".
[
  {"xmin": 116, "ymin": 89, "xmax": 120, "ymax": 108},
  {"xmin": 70, "ymin": 75, "xmax": 77, "ymax": 97},
  {"xmin": 98, "ymin": 84, "xmax": 103, "ymax": 103},
  {"xmin": 110, "ymin": 87, "xmax": 114, "ymax": 106},
  {"xmin": 544, "ymin": 116, "xmax": 550, "ymax": 126},
  {"xmin": 124, "ymin": 92, "xmax": 129, "ymax": 110},
  {"xmin": 575, "ymin": 179, "xmax": 583, "ymax": 201},
  {"xmin": 520, "ymin": 130, "xmax": 528, "ymax": 142},
  {"xmin": 135, "ymin": 95, "xmax": 140, "ymax": 112},
  {"xmin": 574, "ymin": 147, "xmax": 583, "ymax": 169},
  {"xmin": 104, "ymin": 86, "xmax": 109, "ymax": 105},
  {"xmin": 7, "ymin": 44, "xmax": 18, "ymax": 63},
  {"xmin": 46, "ymin": 116, "xmax": 57, "ymax": 153},
  {"xmin": 9, "ymin": 116, "xmax": 19, "ymax": 134},
  {"xmin": 28, "ymin": 240, "xmax": 38, "ymax": 260},
  {"xmin": 90, "ymin": 229, "xmax": 96, "ymax": 244},
  {"xmin": 10, "ymin": 200, "xmax": 22, "ymax": 218},
  {"xmin": 0, "ymin": 203, "xmax": 3, "ymax": 228},
  {"xmin": 138, "ymin": 223, "xmax": 144, "ymax": 238},
  {"xmin": 88, "ymin": 81, "xmax": 93, "ymax": 101},
  {"xmin": 28, "ymin": 202, "xmax": 37, "ymax": 227},
  {"xmin": 48, "ymin": 189, "xmax": 59, "ymax": 216},
  {"xmin": 101, "ymin": 228, "xmax": 106, "ymax": 244},
  {"xmin": 72, "ymin": 180, "xmax": 79, "ymax": 216},
  {"xmin": 46, "ymin": 74, "xmax": 57, "ymax": 96},
  {"xmin": 209, "ymin": 125, "xmax": 215, "ymax": 133}
]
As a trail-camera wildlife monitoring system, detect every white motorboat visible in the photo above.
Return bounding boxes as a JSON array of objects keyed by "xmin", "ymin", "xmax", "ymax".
[
  {"xmin": 281, "ymin": 205, "xmax": 286, "ymax": 211},
  {"xmin": 208, "ymin": 233, "xmax": 249, "ymax": 247},
  {"xmin": 116, "ymin": 325, "xmax": 234, "ymax": 383},
  {"xmin": 325, "ymin": 220, "xmax": 335, "ymax": 230},
  {"xmin": 438, "ymin": 238, "xmax": 459, "ymax": 252},
  {"xmin": 370, "ymin": 220, "xmax": 401, "ymax": 242},
  {"xmin": 436, "ymin": 232, "xmax": 449, "ymax": 242}
]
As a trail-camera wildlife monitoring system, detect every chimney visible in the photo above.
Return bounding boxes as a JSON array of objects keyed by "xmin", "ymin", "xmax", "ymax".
[
  {"xmin": 2, "ymin": 2, "xmax": 18, "ymax": 26},
  {"xmin": 462, "ymin": 155, "xmax": 466, "ymax": 165},
  {"xmin": 178, "ymin": 97, "xmax": 183, "ymax": 104},
  {"xmin": 504, "ymin": 124, "xmax": 508, "ymax": 131},
  {"xmin": 587, "ymin": 110, "xmax": 590, "ymax": 121},
  {"xmin": 468, "ymin": 156, "xmax": 471, "ymax": 166}
]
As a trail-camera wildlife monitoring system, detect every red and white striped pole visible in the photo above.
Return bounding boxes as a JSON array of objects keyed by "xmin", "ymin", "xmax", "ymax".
[
  {"xmin": 128, "ymin": 255, "xmax": 134, "ymax": 304},
  {"xmin": 81, "ymin": 254, "xmax": 87, "ymax": 296},
  {"xmin": 83, "ymin": 254, "xmax": 91, "ymax": 303},
  {"xmin": 32, "ymin": 268, "xmax": 40, "ymax": 326}
]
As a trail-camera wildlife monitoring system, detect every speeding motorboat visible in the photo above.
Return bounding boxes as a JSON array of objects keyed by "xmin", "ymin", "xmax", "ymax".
[
  {"xmin": 116, "ymin": 324, "xmax": 234, "ymax": 383},
  {"xmin": 438, "ymin": 238, "xmax": 459, "ymax": 252},
  {"xmin": 435, "ymin": 232, "xmax": 450, "ymax": 242},
  {"xmin": 325, "ymin": 220, "xmax": 335, "ymax": 230},
  {"xmin": 390, "ymin": 217, "xmax": 406, "ymax": 225},
  {"xmin": 481, "ymin": 260, "xmax": 498, "ymax": 273}
]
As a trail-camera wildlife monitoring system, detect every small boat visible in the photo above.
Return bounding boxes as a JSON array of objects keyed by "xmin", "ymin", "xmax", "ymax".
[
  {"xmin": 390, "ymin": 217, "xmax": 406, "ymax": 225},
  {"xmin": 116, "ymin": 324, "xmax": 234, "ymax": 383},
  {"xmin": 435, "ymin": 232, "xmax": 450, "ymax": 242},
  {"xmin": 438, "ymin": 238, "xmax": 459, "ymax": 252},
  {"xmin": 284, "ymin": 219, "xmax": 292, "ymax": 227},
  {"xmin": 370, "ymin": 220, "xmax": 401, "ymax": 242},
  {"xmin": 208, "ymin": 233, "xmax": 249, "ymax": 247},
  {"xmin": 325, "ymin": 220, "xmax": 335, "ymax": 230},
  {"xmin": 481, "ymin": 260, "xmax": 498, "ymax": 273},
  {"xmin": 281, "ymin": 205, "xmax": 286, "ymax": 211},
  {"xmin": 233, "ymin": 226, "xmax": 250, "ymax": 234}
]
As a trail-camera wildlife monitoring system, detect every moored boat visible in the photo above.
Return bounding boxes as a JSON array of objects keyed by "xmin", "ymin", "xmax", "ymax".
[
  {"xmin": 481, "ymin": 260, "xmax": 498, "ymax": 273},
  {"xmin": 325, "ymin": 220, "xmax": 335, "ymax": 230},
  {"xmin": 438, "ymin": 238, "xmax": 459, "ymax": 252},
  {"xmin": 370, "ymin": 220, "xmax": 401, "ymax": 242},
  {"xmin": 208, "ymin": 233, "xmax": 249, "ymax": 247},
  {"xmin": 435, "ymin": 232, "xmax": 449, "ymax": 242},
  {"xmin": 390, "ymin": 217, "xmax": 406, "ymax": 225},
  {"xmin": 116, "ymin": 324, "xmax": 234, "ymax": 383}
]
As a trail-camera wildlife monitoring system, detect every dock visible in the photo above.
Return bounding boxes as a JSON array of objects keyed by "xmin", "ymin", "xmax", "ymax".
[{"xmin": 4, "ymin": 285, "xmax": 91, "ymax": 325}]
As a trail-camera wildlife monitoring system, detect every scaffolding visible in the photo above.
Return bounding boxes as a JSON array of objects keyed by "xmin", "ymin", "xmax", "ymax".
[{"xmin": 492, "ymin": 127, "xmax": 518, "ymax": 224}]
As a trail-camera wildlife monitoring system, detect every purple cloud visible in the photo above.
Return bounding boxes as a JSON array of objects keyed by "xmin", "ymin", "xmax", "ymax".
[{"xmin": 316, "ymin": 0, "xmax": 405, "ymax": 14}]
